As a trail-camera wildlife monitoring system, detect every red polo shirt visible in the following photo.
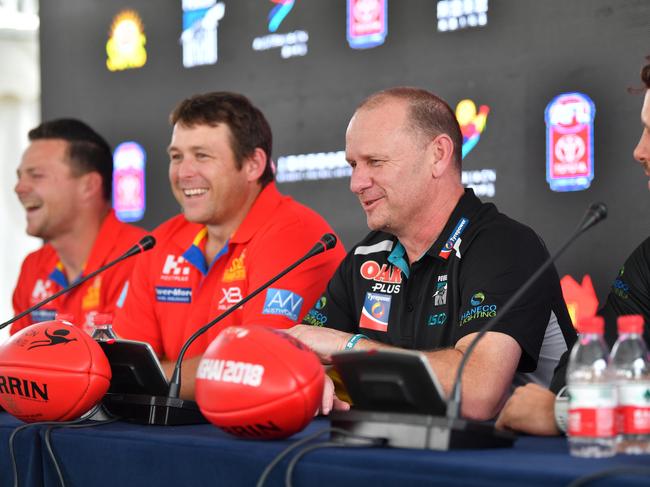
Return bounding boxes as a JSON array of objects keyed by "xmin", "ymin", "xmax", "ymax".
[
  {"xmin": 113, "ymin": 183, "xmax": 345, "ymax": 360},
  {"xmin": 11, "ymin": 210, "xmax": 147, "ymax": 334}
]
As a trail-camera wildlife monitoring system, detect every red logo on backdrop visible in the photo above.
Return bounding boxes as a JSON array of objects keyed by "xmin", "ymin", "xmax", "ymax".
[
  {"xmin": 545, "ymin": 92, "xmax": 595, "ymax": 192},
  {"xmin": 560, "ymin": 274, "xmax": 599, "ymax": 328},
  {"xmin": 347, "ymin": 0, "xmax": 387, "ymax": 49}
]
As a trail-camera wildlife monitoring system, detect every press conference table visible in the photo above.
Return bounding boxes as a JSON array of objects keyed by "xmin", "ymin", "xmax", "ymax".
[{"xmin": 1, "ymin": 413, "xmax": 649, "ymax": 487}]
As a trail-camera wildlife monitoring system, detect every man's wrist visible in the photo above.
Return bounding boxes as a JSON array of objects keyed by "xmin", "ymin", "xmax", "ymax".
[
  {"xmin": 344, "ymin": 333, "xmax": 369, "ymax": 350},
  {"xmin": 554, "ymin": 386, "xmax": 568, "ymax": 434}
]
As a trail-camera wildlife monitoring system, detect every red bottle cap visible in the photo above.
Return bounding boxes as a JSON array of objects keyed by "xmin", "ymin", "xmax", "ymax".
[
  {"xmin": 576, "ymin": 315, "xmax": 604, "ymax": 334},
  {"xmin": 617, "ymin": 314, "xmax": 644, "ymax": 335},
  {"xmin": 92, "ymin": 313, "xmax": 113, "ymax": 326}
]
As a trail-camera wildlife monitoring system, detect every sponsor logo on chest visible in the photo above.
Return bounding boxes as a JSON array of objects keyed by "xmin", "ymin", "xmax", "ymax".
[
  {"xmin": 160, "ymin": 255, "xmax": 192, "ymax": 282},
  {"xmin": 360, "ymin": 260, "xmax": 402, "ymax": 294}
]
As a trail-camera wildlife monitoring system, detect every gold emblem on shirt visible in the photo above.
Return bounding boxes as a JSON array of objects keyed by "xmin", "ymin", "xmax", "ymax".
[
  {"xmin": 222, "ymin": 250, "xmax": 247, "ymax": 282},
  {"xmin": 82, "ymin": 276, "xmax": 102, "ymax": 310}
]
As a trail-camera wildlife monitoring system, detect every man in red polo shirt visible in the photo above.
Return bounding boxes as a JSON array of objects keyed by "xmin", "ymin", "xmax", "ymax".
[
  {"xmin": 113, "ymin": 92, "xmax": 345, "ymax": 398},
  {"xmin": 12, "ymin": 119, "xmax": 146, "ymax": 334}
]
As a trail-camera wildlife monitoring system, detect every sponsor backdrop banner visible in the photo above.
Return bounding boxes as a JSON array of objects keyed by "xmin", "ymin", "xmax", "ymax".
[{"xmin": 39, "ymin": 0, "xmax": 649, "ymax": 299}]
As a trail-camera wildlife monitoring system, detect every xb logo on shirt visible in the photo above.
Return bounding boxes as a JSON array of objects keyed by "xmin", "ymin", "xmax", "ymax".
[
  {"xmin": 218, "ymin": 287, "xmax": 243, "ymax": 310},
  {"xmin": 31, "ymin": 279, "xmax": 53, "ymax": 302},
  {"xmin": 161, "ymin": 255, "xmax": 191, "ymax": 282}
]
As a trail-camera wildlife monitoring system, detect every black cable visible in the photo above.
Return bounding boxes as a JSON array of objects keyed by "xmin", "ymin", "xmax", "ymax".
[
  {"xmin": 8, "ymin": 412, "xmax": 94, "ymax": 487},
  {"xmin": 567, "ymin": 465, "xmax": 650, "ymax": 487},
  {"xmin": 256, "ymin": 426, "xmax": 386, "ymax": 487},
  {"xmin": 284, "ymin": 441, "xmax": 338, "ymax": 487},
  {"xmin": 44, "ymin": 416, "xmax": 120, "ymax": 487}
]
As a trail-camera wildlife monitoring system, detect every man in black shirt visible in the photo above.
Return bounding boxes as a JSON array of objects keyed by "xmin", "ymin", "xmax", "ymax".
[
  {"xmin": 496, "ymin": 59, "xmax": 650, "ymax": 435},
  {"xmin": 288, "ymin": 87, "xmax": 575, "ymax": 421}
]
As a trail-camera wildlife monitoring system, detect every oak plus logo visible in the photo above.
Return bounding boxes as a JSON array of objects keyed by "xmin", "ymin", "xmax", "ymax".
[{"xmin": 161, "ymin": 255, "xmax": 192, "ymax": 282}]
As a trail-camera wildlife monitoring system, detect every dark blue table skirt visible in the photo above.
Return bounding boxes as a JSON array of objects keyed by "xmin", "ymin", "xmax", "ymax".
[{"xmin": 1, "ymin": 412, "xmax": 649, "ymax": 487}]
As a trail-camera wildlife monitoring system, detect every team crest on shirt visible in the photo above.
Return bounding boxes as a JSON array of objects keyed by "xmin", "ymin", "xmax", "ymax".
[
  {"xmin": 82, "ymin": 276, "xmax": 102, "ymax": 310},
  {"xmin": 222, "ymin": 249, "xmax": 247, "ymax": 282},
  {"xmin": 359, "ymin": 292, "xmax": 391, "ymax": 332},
  {"xmin": 433, "ymin": 274, "xmax": 448, "ymax": 306},
  {"xmin": 160, "ymin": 254, "xmax": 191, "ymax": 282},
  {"xmin": 30, "ymin": 279, "xmax": 53, "ymax": 304}
]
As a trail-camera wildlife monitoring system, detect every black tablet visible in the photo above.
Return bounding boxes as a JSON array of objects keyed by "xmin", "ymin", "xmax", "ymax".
[
  {"xmin": 98, "ymin": 339, "xmax": 169, "ymax": 396},
  {"xmin": 331, "ymin": 349, "xmax": 447, "ymax": 415}
]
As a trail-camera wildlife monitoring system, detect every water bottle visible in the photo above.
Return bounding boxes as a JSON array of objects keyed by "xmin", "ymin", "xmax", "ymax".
[
  {"xmin": 610, "ymin": 314, "xmax": 650, "ymax": 454},
  {"xmin": 90, "ymin": 313, "xmax": 117, "ymax": 341},
  {"xmin": 567, "ymin": 316, "xmax": 616, "ymax": 457}
]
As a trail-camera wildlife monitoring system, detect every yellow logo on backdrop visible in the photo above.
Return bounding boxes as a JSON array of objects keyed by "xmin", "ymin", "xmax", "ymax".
[{"xmin": 106, "ymin": 10, "xmax": 147, "ymax": 71}]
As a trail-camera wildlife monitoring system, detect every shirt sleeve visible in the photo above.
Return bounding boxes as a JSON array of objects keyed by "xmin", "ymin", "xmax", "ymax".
[
  {"xmin": 113, "ymin": 249, "xmax": 164, "ymax": 355},
  {"xmin": 598, "ymin": 237, "xmax": 650, "ymax": 348},
  {"xmin": 238, "ymin": 222, "xmax": 346, "ymax": 329},
  {"xmin": 454, "ymin": 224, "xmax": 555, "ymax": 372}
]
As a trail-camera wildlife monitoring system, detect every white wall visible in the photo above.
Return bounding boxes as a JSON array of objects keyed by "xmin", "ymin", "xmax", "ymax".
[{"xmin": 0, "ymin": 27, "xmax": 42, "ymax": 342}]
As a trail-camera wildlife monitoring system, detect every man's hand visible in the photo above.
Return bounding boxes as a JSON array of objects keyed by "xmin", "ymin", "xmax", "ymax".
[
  {"xmin": 286, "ymin": 325, "xmax": 351, "ymax": 363},
  {"xmin": 319, "ymin": 373, "xmax": 351, "ymax": 415},
  {"xmin": 495, "ymin": 383, "xmax": 560, "ymax": 436}
]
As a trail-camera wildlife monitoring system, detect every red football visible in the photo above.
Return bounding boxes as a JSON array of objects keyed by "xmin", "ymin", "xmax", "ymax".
[
  {"xmin": 195, "ymin": 325, "xmax": 324, "ymax": 439},
  {"xmin": 0, "ymin": 320, "xmax": 111, "ymax": 422}
]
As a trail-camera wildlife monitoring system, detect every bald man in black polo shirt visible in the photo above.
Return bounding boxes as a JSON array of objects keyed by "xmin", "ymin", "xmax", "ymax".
[{"xmin": 288, "ymin": 87, "xmax": 575, "ymax": 421}]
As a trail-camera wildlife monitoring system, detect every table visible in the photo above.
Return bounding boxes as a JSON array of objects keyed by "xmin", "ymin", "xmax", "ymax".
[{"xmin": 1, "ymin": 412, "xmax": 649, "ymax": 487}]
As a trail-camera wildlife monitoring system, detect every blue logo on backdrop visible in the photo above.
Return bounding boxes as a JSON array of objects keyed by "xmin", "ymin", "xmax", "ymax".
[
  {"xmin": 155, "ymin": 286, "xmax": 192, "ymax": 303},
  {"xmin": 262, "ymin": 288, "xmax": 304, "ymax": 321}
]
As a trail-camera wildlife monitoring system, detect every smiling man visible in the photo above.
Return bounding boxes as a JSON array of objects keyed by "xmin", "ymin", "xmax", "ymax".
[
  {"xmin": 288, "ymin": 87, "xmax": 576, "ymax": 420},
  {"xmin": 12, "ymin": 119, "xmax": 146, "ymax": 333},
  {"xmin": 113, "ymin": 92, "xmax": 345, "ymax": 398}
]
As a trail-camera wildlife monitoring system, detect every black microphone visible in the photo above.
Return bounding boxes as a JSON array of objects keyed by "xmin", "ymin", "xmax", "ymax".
[
  {"xmin": 102, "ymin": 234, "xmax": 337, "ymax": 425},
  {"xmin": 1, "ymin": 235, "xmax": 156, "ymax": 331},
  {"xmin": 168, "ymin": 232, "xmax": 337, "ymax": 398},
  {"xmin": 446, "ymin": 202, "xmax": 608, "ymax": 422}
]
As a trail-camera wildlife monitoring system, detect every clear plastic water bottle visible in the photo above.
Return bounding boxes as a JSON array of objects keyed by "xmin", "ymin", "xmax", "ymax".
[
  {"xmin": 610, "ymin": 315, "xmax": 650, "ymax": 454},
  {"xmin": 90, "ymin": 313, "xmax": 117, "ymax": 341},
  {"xmin": 567, "ymin": 316, "xmax": 616, "ymax": 457}
]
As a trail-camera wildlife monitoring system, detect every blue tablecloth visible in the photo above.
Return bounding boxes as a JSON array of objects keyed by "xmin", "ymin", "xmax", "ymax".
[{"xmin": 1, "ymin": 412, "xmax": 649, "ymax": 487}]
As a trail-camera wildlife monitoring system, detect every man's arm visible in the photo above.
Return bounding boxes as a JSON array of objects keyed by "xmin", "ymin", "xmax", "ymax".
[
  {"xmin": 287, "ymin": 325, "xmax": 521, "ymax": 420},
  {"xmin": 495, "ymin": 383, "xmax": 560, "ymax": 435}
]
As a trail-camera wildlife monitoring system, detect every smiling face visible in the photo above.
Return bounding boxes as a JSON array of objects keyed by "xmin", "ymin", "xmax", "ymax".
[
  {"xmin": 14, "ymin": 139, "xmax": 85, "ymax": 241},
  {"xmin": 168, "ymin": 123, "xmax": 253, "ymax": 227},
  {"xmin": 634, "ymin": 90, "xmax": 650, "ymax": 190},
  {"xmin": 345, "ymin": 98, "xmax": 434, "ymax": 235}
]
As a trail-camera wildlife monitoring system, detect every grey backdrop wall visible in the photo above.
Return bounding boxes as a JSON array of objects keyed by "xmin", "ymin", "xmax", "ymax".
[{"xmin": 39, "ymin": 0, "xmax": 650, "ymax": 300}]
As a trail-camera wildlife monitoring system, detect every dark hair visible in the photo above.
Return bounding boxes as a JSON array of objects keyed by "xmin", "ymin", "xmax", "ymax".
[
  {"xmin": 642, "ymin": 58, "xmax": 650, "ymax": 89},
  {"xmin": 169, "ymin": 92, "xmax": 274, "ymax": 187},
  {"xmin": 357, "ymin": 87, "xmax": 463, "ymax": 170},
  {"xmin": 28, "ymin": 118, "xmax": 113, "ymax": 201}
]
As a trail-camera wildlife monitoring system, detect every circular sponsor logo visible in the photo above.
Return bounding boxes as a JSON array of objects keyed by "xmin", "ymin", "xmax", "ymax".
[
  {"xmin": 371, "ymin": 301, "xmax": 385, "ymax": 319},
  {"xmin": 315, "ymin": 296, "xmax": 327, "ymax": 310},
  {"xmin": 470, "ymin": 292, "xmax": 485, "ymax": 306}
]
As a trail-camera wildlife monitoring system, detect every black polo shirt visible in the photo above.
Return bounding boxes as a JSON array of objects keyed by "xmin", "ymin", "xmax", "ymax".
[{"xmin": 303, "ymin": 189, "xmax": 575, "ymax": 375}]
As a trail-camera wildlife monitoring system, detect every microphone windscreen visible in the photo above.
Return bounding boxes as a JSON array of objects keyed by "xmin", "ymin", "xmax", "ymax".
[
  {"xmin": 0, "ymin": 321, "xmax": 111, "ymax": 422},
  {"xmin": 139, "ymin": 235, "xmax": 156, "ymax": 251},
  {"xmin": 321, "ymin": 233, "xmax": 337, "ymax": 250},
  {"xmin": 195, "ymin": 326, "xmax": 324, "ymax": 439}
]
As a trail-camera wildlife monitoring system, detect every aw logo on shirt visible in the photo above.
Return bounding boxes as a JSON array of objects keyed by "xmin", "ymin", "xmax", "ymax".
[
  {"xmin": 161, "ymin": 255, "xmax": 191, "ymax": 282},
  {"xmin": 359, "ymin": 292, "xmax": 391, "ymax": 332},
  {"xmin": 31, "ymin": 279, "xmax": 53, "ymax": 304},
  {"xmin": 262, "ymin": 288, "xmax": 304, "ymax": 321}
]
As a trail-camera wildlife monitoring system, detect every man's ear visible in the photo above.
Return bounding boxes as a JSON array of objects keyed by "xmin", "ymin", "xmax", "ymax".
[
  {"xmin": 429, "ymin": 134, "xmax": 456, "ymax": 178},
  {"xmin": 79, "ymin": 171, "xmax": 104, "ymax": 201},
  {"xmin": 243, "ymin": 148, "xmax": 267, "ymax": 182}
]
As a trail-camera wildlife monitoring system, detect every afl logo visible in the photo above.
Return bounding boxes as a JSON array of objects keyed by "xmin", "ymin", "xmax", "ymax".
[
  {"xmin": 371, "ymin": 301, "xmax": 385, "ymax": 319},
  {"xmin": 470, "ymin": 292, "xmax": 485, "ymax": 306}
]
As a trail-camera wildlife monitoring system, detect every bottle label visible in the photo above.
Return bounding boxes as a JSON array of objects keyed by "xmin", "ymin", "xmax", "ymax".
[
  {"xmin": 617, "ymin": 382, "xmax": 650, "ymax": 434},
  {"xmin": 568, "ymin": 384, "xmax": 616, "ymax": 437}
]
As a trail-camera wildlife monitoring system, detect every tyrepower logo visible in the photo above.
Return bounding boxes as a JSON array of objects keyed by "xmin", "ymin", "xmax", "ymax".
[
  {"xmin": 161, "ymin": 255, "xmax": 192, "ymax": 282},
  {"xmin": 360, "ymin": 260, "xmax": 402, "ymax": 294}
]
